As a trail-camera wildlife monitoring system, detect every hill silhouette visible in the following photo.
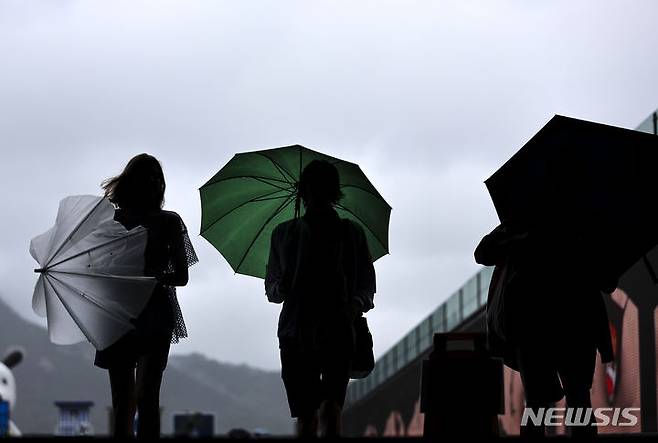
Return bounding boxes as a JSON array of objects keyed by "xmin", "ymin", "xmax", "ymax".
[{"xmin": 0, "ymin": 295, "xmax": 292, "ymax": 436}]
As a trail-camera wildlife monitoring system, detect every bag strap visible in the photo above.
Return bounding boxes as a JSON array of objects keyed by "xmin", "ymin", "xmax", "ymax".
[{"xmin": 340, "ymin": 218, "xmax": 361, "ymax": 306}]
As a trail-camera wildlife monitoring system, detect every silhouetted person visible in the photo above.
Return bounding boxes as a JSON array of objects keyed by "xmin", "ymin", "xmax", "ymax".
[
  {"xmin": 266, "ymin": 160, "xmax": 376, "ymax": 438},
  {"xmin": 95, "ymin": 154, "xmax": 197, "ymax": 438},
  {"xmin": 475, "ymin": 221, "xmax": 614, "ymax": 438}
]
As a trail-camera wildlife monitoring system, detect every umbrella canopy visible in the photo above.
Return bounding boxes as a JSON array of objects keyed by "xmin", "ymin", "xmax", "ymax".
[
  {"xmin": 200, "ymin": 145, "xmax": 391, "ymax": 278},
  {"xmin": 30, "ymin": 195, "xmax": 157, "ymax": 350},
  {"xmin": 485, "ymin": 115, "xmax": 658, "ymax": 279}
]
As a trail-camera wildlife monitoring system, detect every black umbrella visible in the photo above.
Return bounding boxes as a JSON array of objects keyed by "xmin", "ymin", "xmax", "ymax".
[{"xmin": 485, "ymin": 115, "xmax": 658, "ymax": 280}]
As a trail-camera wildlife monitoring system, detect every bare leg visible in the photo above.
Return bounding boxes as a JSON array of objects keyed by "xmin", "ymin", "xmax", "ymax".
[
  {"xmin": 516, "ymin": 345, "xmax": 556, "ymax": 438},
  {"xmin": 564, "ymin": 389, "xmax": 596, "ymax": 438},
  {"xmin": 560, "ymin": 344, "xmax": 597, "ymax": 438},
  {"xmin": 135, "ymin": 353, "xmax": 166, "ymax": 439},
  {"xmin": 296, "ymin": 412, "xmax": 318, "ymax": 438},
  {"xmin": 319, "ymin": 399, "xmax": 342, "ymax": 437},
  {"xmin": 109, "ymin": 367, "xmax": 136, "ymax": 437},
  {"xmin": 521, "ymin": 401, "xmax": 548, "ymax": 438}
]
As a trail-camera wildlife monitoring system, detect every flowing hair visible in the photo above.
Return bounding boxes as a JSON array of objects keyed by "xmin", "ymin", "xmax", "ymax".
[{"xmin": 101, "ymin": 153, "xmax": 165, "ymax": 211}]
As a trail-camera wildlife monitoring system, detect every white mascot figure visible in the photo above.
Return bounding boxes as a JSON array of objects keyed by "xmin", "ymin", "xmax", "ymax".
[{"xmin": 0, "ymin": 349, "xmax": 23, "ymax": 436}]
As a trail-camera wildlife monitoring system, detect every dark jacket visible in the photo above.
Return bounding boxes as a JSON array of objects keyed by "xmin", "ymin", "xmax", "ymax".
[
  {"xmin": 265, "ymin": 208, "xmax": 376, "ymax": 347},
  {"xmin": 475, "ymin": 224, "xmax": 614, "ymax": 369}
]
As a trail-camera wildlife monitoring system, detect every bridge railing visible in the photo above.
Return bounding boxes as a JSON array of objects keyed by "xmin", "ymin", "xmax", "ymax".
[{"xmin": 346, "ymin": 266, "xmax": 494, "ymax": 404}]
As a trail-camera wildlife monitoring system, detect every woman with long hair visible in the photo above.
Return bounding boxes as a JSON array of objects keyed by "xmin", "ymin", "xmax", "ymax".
[{"xmin": 95, "ymin": 153, "xmax": 197, "ymax": 438}]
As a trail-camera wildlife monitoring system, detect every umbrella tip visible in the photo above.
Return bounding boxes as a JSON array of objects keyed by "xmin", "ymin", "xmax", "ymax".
[{"xmin": 34, "ymin": 268, "xmax": 45, "ymax": 274}]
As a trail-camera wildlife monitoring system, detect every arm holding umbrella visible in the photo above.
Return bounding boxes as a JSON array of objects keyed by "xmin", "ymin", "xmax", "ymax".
[
  {"xmin": 474, "ymin": 223, "xmax": 529, "ymax": 266},
  {"xmin": 155, "ymin": 214, "xmax": 192, "ymax": 287}
]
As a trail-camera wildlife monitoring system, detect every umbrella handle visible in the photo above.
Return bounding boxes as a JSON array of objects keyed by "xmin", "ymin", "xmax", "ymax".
[{"xmin": 294, "ymin": 182, "xmax": 301, "ymax": 218}]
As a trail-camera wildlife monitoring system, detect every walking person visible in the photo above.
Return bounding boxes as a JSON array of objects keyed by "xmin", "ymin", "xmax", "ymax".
[
  {"xmin": 94, "ymin": 154, "xmax": 197, "ymax": 438},
  {"xmin": 265, "ymin": 160, "xmax": 376, "ymax": 437},
  {"xmin": 475, "ymin": 221, "xmax": 615, "ymax": 437}
]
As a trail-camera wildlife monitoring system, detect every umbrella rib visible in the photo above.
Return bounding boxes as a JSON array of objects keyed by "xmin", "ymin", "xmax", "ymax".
[
  {"xmin": 234, "ymin": 192, "xmax": 296, "ymax": 274},
  {"xmin": 256, "ymin": 152, "xmax": 297, "ymax": 183},
  {"xmin": 46, "ymin": 227, "xmax": 147, "ymax": 270},
  {"xmin": 200, "ymin": 174, "xmax": 292, "ymax": 190},
  {"xmin": 200, "ymin": 185, "xmax": 295, "ymax": 235},
  {"xmin": 47, "ymin": 270, "xmax": 156, "ymax": 281},
  {"xmin": 46, "ymin": 197, "xmax": 107, "ymax": 265},
  {"xmin": 252, "ymin": 195, "xmax": 293, "ymax": 202},
  {"xmin": 48, "ymin": 273, "xmax": 133, "ymax": 328},
  {"xmin": 334, "ymin": 203, "xmax": 388, "ymax": 254},
  {"xmin": 251, "ymin": 176, "xmax": 295, "ymax": 192},
  {"xmin": 42, "ymin": 275, "xmax": 52, "ymax": 320},
  {"xmin": 340, "ymin": 184, "xmax": 391, "ymax": 205},
  {"xmin": 44, "ymin": 276, "xmax": 102, "ymax": 347}
]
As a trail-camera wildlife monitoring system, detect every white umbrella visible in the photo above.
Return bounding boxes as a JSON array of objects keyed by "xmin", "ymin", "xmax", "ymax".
[{"xmin": 29, "ymin": 195, "xmax": 157, "ymax": 350}]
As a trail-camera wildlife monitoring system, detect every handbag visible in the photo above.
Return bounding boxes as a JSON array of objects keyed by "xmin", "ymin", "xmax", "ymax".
[
  {"xmin": 336, "ymin": 219, "xmax": 375, "ymax": 379},
  {"xmin": 350, "ymin": 315, "xmax": 375, "ymax": 379}
]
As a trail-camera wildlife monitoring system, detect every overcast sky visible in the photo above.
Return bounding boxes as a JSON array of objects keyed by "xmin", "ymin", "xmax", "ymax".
[{"xmin": 1, "ymin": 0, "xmax": 658, "ymax": 370}]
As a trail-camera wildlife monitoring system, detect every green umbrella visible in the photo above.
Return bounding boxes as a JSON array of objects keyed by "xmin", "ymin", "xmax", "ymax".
[{"xmin": 200, "ymin": 145, "xmax": 391, "ymax": 278}]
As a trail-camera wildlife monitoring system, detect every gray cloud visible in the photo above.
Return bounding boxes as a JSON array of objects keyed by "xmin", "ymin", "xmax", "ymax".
[{"xmin": 1, "ymin": 0, "xmax": 658, "ymax": 369}]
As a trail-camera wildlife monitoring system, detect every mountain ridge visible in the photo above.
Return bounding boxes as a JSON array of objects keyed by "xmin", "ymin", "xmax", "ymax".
[{"xmin": 0, "ymin": 295, "xmax": 292, "ymax": 435}]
